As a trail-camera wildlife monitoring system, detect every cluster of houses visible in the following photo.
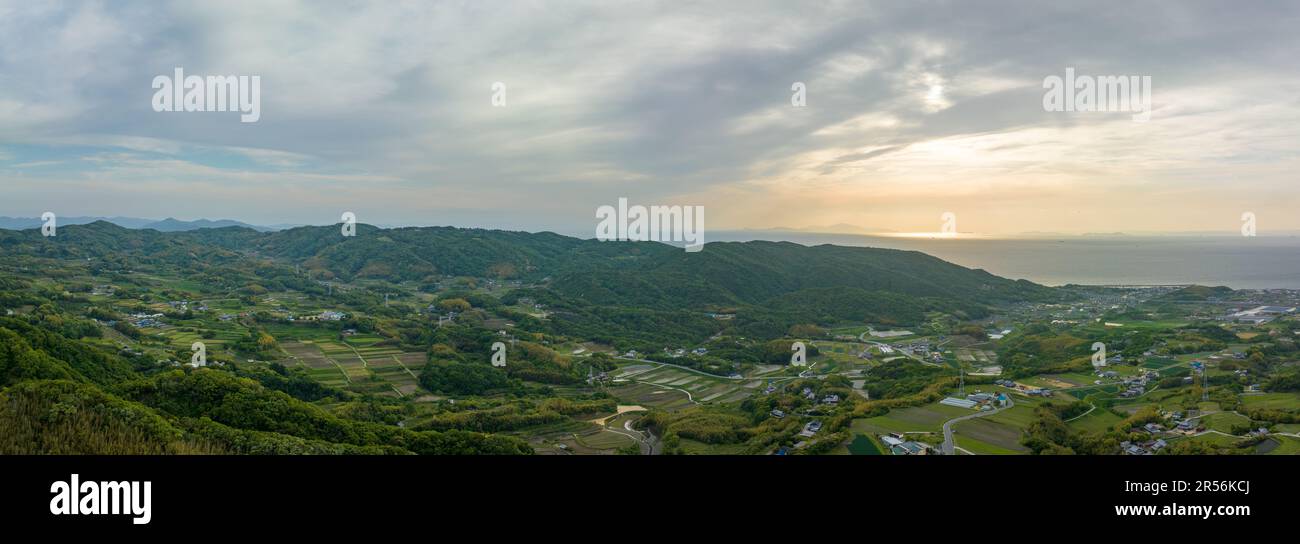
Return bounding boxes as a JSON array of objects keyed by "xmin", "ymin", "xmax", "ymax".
[
  {"xmin": 880, "ymin": 433, "xmax": 930, "ymax": 455},
  {"xmin": 791, "ymin": 387, "xmax": 840, "ymax": 406},
  {"xmin": 900, "ymin": 340, "xmax": 933, "ymax": 357},
  {"xmin": 661, "ymin": 346, "xmax": 709, "ymax": 358},
  {"xmin": 129, "ymin": 312, "xmax": 165, "ymax": 327},
  {"xmin": 1120, "ymin": 416, "xmax": 1204, "ymax": 454},
  {"xmin": 289, "ymin": 310, "xmax": 348, "ymax": 322},
  {"xmin": 1121, "ymin": 438, "xmax": 1168, "ymax": 455},
  {"xmin": 1115, "ymin": 370, "xmax": 1159, "ymax": 398},
  {"xmin": 1126, "ymin": 412, "xmax": 1205, "ymax": 448},
  {"xmin": 584, "ymin": 367, "xmax": 609, "ymax": 386},
  {"xmin": 166, "ymin": 300, "xmax": 208, "ymax": 312}
]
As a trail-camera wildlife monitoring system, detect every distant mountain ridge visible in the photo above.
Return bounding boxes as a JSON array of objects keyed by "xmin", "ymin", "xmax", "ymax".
[{"xmin": 0, "ymin": 216, "xmax": 277, "ymax": 232}]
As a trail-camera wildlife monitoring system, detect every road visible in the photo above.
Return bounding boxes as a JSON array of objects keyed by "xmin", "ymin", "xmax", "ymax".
[{"xmin": 941, "ymin": 395, "xmax": 1015, "ymax": 455}]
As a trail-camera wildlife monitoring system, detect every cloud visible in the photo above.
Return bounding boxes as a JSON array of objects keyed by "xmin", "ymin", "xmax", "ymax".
[{"xmin": 0, "ymin": 0, "xmax": 1298, "ymax": 233}]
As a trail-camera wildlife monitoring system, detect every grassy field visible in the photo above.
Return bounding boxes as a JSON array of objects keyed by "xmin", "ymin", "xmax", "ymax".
[
  {"xmin": 855, "ymin": 401, "xmax": 975, "ymax": 434},
  {"xmin": 1068, "ymin": 408, "xmax": 1125, "ymax": 433},
  {"xmin": 1201, "ymin": 411, "xmax": 1251, "ymax": 433},
  {"xmin": 1241, "ymin": 392, "xmax": 1300, "ymax": 411}
]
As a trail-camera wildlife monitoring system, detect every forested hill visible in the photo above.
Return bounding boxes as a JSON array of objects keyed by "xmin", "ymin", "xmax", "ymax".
[{"xmin": 0, "ymin": 221, "xmax": 1062, "ymax": 311}]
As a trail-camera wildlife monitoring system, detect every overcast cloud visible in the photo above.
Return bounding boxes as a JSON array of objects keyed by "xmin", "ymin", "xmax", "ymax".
[{"xmin": 1, "ymin": 0, "xmax": 1298, "ymax": 235}]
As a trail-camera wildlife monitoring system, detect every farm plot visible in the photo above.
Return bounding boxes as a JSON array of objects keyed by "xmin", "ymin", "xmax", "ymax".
[
  {"xmin": 608, "ymin": 381, "xmax": 695, "ymax": 411},
  {"xmin": 953, "ymin": 418, "xmax": 1029, "ymax": 454},
  {"xmin": 857, "ymin": 402, "xmax": 975, "ymax": 434},
  {"xmin": 620, "ymin": 366, "xmax": 754, "ymax": 405},
  {"xmin": 277, "ymin": 340, "xmax": 427, "ymax": 397}
]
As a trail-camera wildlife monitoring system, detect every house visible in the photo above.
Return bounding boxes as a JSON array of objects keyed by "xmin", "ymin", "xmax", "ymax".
[
  {"xmin": 821, "ymin": 394, "xmax": 840, "ymax": 405},
  {"xmin": 1143, "ymin": 423, "xmax": 1164, "ymax": 434},
  {"xmin": 880, "ymin": 435, "xmax": 904, "ymax": 447},
  {"xmin": 1121, "ymin": 441, "xmax": 1148, "ymax": 455},
  {"xmin": 1176, "ymin": 419, "xmax": 1199, "ymax": 433},
  {"xmin": 770, "ymin": 409, "xmax": 785, "ymax": 419},
  {"xmin": 799, "ymin": 421, "xmax": 822, "ymax": 437}
]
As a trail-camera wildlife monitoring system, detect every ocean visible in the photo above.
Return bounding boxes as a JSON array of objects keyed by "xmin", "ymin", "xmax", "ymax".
[{"xmin": 709, "ymin": 231, "xmax": 1300, "ymax": 289}]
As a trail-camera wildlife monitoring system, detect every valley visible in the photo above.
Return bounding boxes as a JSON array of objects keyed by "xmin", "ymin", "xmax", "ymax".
[{"xmin": 3, "ymin": 222, "xmax": 1300, "ymax": 456}]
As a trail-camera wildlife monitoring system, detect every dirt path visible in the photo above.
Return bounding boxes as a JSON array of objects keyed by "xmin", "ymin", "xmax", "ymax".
[{"xmin": 588, "ymin": 405, "xmax": 648, "ymax": 426}]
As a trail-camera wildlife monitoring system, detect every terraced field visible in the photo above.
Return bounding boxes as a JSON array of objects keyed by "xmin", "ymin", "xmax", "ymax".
[
  {"xmin": 607, "ymin": 363, "xmax": 764, "ymax": 410},
  {"xmin": 278, "ymin": 339, "xmax": 427, "ymax": 397}
]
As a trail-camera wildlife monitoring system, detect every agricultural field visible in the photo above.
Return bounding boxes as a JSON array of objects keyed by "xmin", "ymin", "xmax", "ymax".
[
  {"xmin": 953, "ymin": 418, "xmax": 1029, "ymax": 454},
  {"xmin": 1241, "ymin": 392, "xmax": 1300, "ymax": 411},
  {"xmin": 277, "ymin": 338, "xmax": 426, "ymax": 397},
  {"xmin": 854, "ymin": 401, "xmax": 975, "ymax": 434}
]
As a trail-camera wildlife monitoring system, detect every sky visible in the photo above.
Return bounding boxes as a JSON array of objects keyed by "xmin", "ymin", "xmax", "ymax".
[{"xmin": 1, "ymin": 0, "xmax": 1299, "ymax": 237}]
